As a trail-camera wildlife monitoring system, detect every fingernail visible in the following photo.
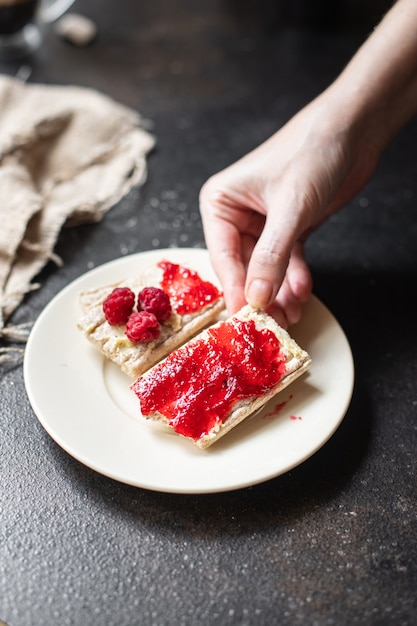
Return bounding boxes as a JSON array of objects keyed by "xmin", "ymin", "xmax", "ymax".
[{"xmin": 246, "ymin": 279, "xmax": 273, "ymax": 308}]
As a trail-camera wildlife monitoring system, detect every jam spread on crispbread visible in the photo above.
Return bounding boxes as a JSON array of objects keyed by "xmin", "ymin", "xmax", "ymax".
[{"xmin": 133, "ymin": 317, "xmax": 287, "ymax": 440}]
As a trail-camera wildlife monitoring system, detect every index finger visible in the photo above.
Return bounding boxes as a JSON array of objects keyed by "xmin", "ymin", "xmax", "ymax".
[
  {"xmin": 201, "ymin": 210, "xmax": 248, "ymax": 314},
  {"xmin": 245, "ymin": 207, "xmax": 298, "ymax": 309}
]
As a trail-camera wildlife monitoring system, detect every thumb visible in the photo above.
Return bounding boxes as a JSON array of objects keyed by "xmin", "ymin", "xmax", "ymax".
[{"xmin": 244, "ymin": 219, "xmax": 294, "ymax": 309}]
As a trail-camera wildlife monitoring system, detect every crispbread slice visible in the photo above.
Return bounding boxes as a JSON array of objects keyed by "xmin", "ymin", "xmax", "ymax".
[
  {"xmin": 132, "ymin": 305, "xmax": 311, "ymax": 448},
  {"xmin": 77, "ymin": 263, "xmax": 225, "ymax": 378}
]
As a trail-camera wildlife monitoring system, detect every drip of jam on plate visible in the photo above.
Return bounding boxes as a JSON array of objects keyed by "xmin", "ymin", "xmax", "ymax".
[
  {"xmin": 158, "ymin": 260, "xmax": 222, "ymax": 314},
  {"xmin": 133, "ymin": 317, "xmax": 287, "ymax": 441}
]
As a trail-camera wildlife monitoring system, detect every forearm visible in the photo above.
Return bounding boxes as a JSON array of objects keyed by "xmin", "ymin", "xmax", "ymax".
[
  {"xmin": 328, "ymin": 0, "xmax": 417, "ymax": 150},
  {"xmin": 200, "ymin": 0, "xmax": 417, "ymax": 317}
]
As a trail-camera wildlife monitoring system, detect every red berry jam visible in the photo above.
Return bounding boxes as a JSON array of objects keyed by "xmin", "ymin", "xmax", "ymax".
[
  {"xmin": 133, "ymin": 318, "xmax": 287, "ymax": 441},
  {"xmin": 158, "ymin": 260, "xmax": 222, "ymax": 314}
]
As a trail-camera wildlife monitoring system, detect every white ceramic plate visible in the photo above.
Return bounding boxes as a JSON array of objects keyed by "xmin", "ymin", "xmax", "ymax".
[{"xmin": 24, "ymin": 248, "xmax": 354, "ymax": 494}]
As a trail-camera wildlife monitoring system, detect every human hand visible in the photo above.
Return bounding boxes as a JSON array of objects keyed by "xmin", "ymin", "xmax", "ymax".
[
  {"xmin": 200, "ymin": 93, "xmax": 380, "ymax": 327},
  {"xmin": 200, "ymin": 0, "xmax": 417, "ymax": 327}
]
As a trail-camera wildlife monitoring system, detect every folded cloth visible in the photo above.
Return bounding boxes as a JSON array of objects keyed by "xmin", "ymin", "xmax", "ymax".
[{"xmin": 0, "ymin": 74, "xmax": 155, "ymax": 350}]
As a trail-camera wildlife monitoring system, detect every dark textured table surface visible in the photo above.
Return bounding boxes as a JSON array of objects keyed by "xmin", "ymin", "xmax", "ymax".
[{"xmin": 1, "ymin": 1, "xmax": 416, "ymax": 625}]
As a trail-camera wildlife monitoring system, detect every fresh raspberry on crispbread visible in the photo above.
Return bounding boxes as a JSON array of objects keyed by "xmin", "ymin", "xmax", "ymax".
[{"xmin": 77, "ymin": 260, "xmax": 225, "ymax": 378}]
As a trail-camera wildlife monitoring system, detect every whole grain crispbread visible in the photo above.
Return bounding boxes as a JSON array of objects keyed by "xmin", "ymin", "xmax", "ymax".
[
  {"xmin": 133, "ymin": 305, "xmax": 311, "ymax": 448},
  {"xmin": 77, "ymin": 263, "xmax": 225, "ymax": 378}
]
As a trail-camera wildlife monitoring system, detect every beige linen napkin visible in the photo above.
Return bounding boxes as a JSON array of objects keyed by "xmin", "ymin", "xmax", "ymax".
[{"xmin": 0, "ymin": 74, "xmax": 155, "ymax": 361}]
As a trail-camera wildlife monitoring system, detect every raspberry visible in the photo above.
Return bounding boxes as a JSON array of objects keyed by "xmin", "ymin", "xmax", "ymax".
[
  {"xmin": 138, "ymin": 286, "xmax": 172, "ymax": 322},
  {"xmin": 125, "ymin": 311, "xmax": 161, "ymax": 343},
  {"xmin": 103, "ymin": 287, "xmax": 135, "ymax": 325}
]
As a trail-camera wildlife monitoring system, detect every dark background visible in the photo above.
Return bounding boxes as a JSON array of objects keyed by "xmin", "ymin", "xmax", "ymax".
[{"xmin": 1, "ymin": 1, "xmax": 416, "ymax": 625}]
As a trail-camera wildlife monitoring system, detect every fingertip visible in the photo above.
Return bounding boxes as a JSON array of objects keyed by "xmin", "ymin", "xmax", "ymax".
[
  {"xmin": 291, "ymin": 272, "xmax": 313, "ymax": 303},
  {"xmin": 219, "ymin": 272, "xmax": 248, "ymax": 315},
  {"xmin": 283, "ymin": 241, "xmax": 311, "ymax": 303},
  {"xmin": 245, "ymin": 232, "xmax": 289, "ymax": 310},
  {"xmin": 265, "ymin": 301, "xmax": 289, "ymax": 328},
  {"xmin": 245, "ymin": 278, "xmax": 273, "ymax": 309},
  {"xmin": 225, "ymin": 294, "xmax": 247, "ymax": 316},
  {"xmin": 287, "ymin": 259, "xmax": 313, "ymax": 304}
]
